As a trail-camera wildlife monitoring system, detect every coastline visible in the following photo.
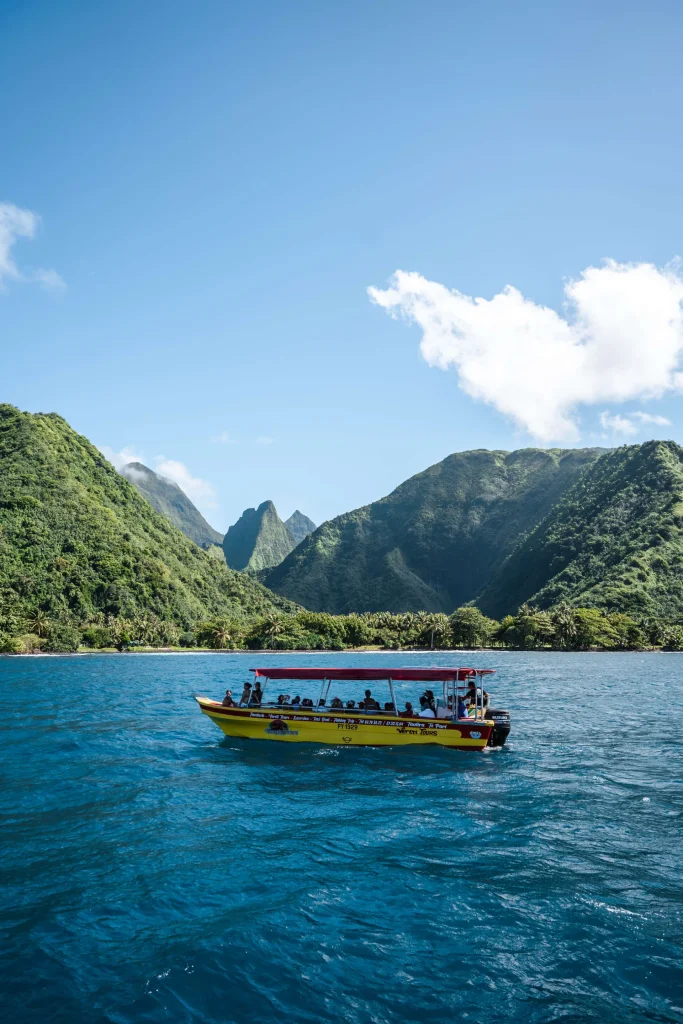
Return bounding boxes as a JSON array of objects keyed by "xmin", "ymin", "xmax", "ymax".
[{"xmin": 2, "ymin": 645, "xmax": 676, "ymax": 657}]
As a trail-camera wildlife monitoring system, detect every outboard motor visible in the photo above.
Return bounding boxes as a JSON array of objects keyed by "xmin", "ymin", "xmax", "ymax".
[{"xmin": 486, "ymin": 708, "xmax": 511, "ymax": 748}]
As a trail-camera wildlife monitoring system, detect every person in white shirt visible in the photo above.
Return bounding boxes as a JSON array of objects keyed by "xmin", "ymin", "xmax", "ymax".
[{"xmin": 418, "ymin": 697, "xmax": 435, "ymax": 718}]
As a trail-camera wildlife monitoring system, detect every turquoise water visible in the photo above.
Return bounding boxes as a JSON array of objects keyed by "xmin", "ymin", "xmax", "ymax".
[{"xmin": 1, "ymin": 651, "xmax": 682, "ymax": 1024}]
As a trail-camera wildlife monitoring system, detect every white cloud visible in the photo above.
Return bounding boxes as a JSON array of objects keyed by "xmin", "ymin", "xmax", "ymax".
[
  {"xmin": 599, "ymin": 412, "xmax": 638, "ymax": 436},
  {"xmin": 98, "ymin": 445, "xmax": 145, "ymax": 471},
  {"xmin": 100, "ymin": 445, "xmax": 218, "ymax": 510},
  {"xmin": 210, "ymin": 431, "xmax": 237, "ymax": 444},
  {"xmin": 600, "ymin": 410, "xmax": 672, "ymax": 437},
  {"xmin": 0, "ymin": 201, "xmax": 64, "ymax": 291},
  {"xmin": 154, "ymin": 457, "xmax": 217, "ymax": 509},
  {"xmin": 254, "ymin": 436, "xmax": 275, "ymax": 445},
  {"xmin": 631, "ymin": 411, "xmax": 672, "ymax": 426},
  {"xmin": 368, "ymin": 260, "xmax": 683, "ymax": 442}
]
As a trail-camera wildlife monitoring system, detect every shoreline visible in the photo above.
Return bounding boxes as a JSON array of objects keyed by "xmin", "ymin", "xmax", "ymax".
[{"xmin": 2, "ymin": 645, "xmax": 677, "ymax": 657}]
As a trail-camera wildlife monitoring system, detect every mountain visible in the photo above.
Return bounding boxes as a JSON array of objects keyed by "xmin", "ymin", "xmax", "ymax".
[
  {"xmin": 120, "ymin": 461, "xmax": 223, "ymax": 549},
  {"xmin": 223, "ymin": 500, "xmax": 297, "ymax": 571},
  {"xmin": 0, "ymin": 406, "xmax": 297, "ymax": 631},
  {"xmin": 263, "ymin": 447, "xmax": 607, "ymax": 613},
  {"xmin": 285, "ymin": 510, "xmax": 316, "ymax": 545},
  {"xmin": 477, "ymin": 441, "xmax": 683, "ymax": 619}
]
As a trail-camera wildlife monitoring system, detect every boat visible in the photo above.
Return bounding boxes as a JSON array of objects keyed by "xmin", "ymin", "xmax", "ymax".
[{"xmin": 195, "ymin": 667, "xmax": 511, "ymax": 749}]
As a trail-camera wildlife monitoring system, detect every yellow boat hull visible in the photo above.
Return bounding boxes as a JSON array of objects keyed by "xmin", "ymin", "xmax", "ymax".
[{"xmin": 195, "ymin": 698, "xmax": 493, "ymax": 749}]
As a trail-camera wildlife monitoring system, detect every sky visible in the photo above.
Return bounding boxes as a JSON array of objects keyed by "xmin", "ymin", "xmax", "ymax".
[{"xmin": 2, "ymin": 0, "xmax": 683, "ymax": 532}]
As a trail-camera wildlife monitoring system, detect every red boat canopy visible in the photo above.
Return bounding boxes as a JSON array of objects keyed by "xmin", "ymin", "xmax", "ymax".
[{"xmin": 250, "ymin": 667, "xmax": 495, "ymax": 682}]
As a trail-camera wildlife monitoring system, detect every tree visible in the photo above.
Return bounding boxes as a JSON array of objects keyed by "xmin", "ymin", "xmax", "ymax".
[
  {"xmin": 502, "ymin": 605, "xmax": 556, "ymax": 648},
  {"xmin": 606, "ymin": 613, "xmax": 645, "ymax": 650},
  {"xmin": 450, "ymin": 607, "xmax": 498, "ymax": 648},
  {"xmin": 28, "ymin": 610, "xmax": 50, "ymax": 637},
  {"xmin": 572, "ymin": 608, "xmax": 618, "ymax": 650},
  {"xmin": 551, "ymin": 602, "xmax": 577, "ymax": 649}
]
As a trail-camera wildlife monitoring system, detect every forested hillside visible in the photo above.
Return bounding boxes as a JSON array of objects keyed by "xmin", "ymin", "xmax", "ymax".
[
  {"xmin": 285, "ymin": 510, "xmax": 316, "ymax": 545},
  {"xmin": 477, "ymin": 441, "xmax": 683, "ymax": 618},
  {"xmin": 0, "ymin": 406, "xmax": 297, "ymax": 647},
  {"xmin": 264, "ymin": 448, "xmax": 606, "ymax": 613},
  {"xmin": 121, "ymin": 461, "xmax": 223, "ymax": 549},
  {"xmin": 223, "ymin": 500, "xmax": 297, "ymax": 571}
]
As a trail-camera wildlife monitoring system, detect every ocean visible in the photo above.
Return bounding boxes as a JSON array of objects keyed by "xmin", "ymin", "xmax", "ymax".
[{"xmin": 1, "ymin": 650, "xmax": 681, "ymax": 1023}]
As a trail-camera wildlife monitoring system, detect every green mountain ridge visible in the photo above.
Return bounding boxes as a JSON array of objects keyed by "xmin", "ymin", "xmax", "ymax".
[
  {"xmin": 264, "ymin": 447, "xmax": 608, "ymax": 613},
  {"xmin": 477, "ymin": 440, "xmax": 683, "ymax": 619},
  {"xmin": 0, "ymin": 406, "xmax": 297, "ymax": 634},
  {"xmin": 223, "ymin": 500, "xmax": 297, "ymax": 571},
  {"xmin": 121, "ymin": 461, "xmax": 223, "ymax": 549},
  {"xmin": 284, "ymin": 510, "xmax": 316, "ymax": 545}
]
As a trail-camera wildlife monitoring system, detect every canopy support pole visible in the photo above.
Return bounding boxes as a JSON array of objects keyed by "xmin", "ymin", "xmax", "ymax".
[{"xmin": 388, "ymin": 678, "xmax": 397, "ymax": 715}]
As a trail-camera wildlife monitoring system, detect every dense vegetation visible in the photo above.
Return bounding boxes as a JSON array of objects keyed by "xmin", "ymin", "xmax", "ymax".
[
  {"xmin": 4, "ymin": 603, "xmax": 681, "ymax": 653},
  {"xmin": 121, "ymin": 461, "xmax": 223, "ymax": 549},
  {"xmin": 264, "ymin": 448, "xmax": 607, "ymax": 612},
  {"xmin": 223, "ymin": 500, "xmax": 298, "ymax": 571},
  {"xmin": 0, "ymin": 406, "xmax": 297, "ymax": 651},
  {"xmin": 478, "ymin": 441, "xmax": 683, "ymax": 618}
]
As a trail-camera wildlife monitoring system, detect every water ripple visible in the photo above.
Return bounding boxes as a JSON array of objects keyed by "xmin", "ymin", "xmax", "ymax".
[{"xmin": 0, "ymin": 651, "xmax": 682, "ymax": 1023}]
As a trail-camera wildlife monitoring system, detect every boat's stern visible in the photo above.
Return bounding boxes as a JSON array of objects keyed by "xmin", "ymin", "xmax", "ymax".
[{"xmin": 486, "ymin": 708, "xmax": 511, "ymax": 747}]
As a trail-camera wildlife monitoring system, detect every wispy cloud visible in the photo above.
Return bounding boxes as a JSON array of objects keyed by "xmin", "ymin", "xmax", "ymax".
[
  {"xmin": 98, "ymin": 445, "xmax": 145, "ymax": 471},
  {"xmin": 100, "ymin": 444, "xmax": 218, "ymax": 510},
  {"xmin": 631, "ymin": 411, "xmax": 672, "ymax": 426},
  {"xmin": 210, "ymin": 431, "xmax": 237, "ymax": 444},
  {"xmin": 600, "ymin": 410, "xmax": 672, "ymax": 437},
  {"xmin": 154, "ymin": 457, "xmax": 217, "ymax": 509},
  {"xmin": 254, "ymin": 436, "xmax": 275, "ymax": 445},
  {"xmin": 0, "ymin": 201, "xmax": 64, "ymax": 291},
  {"xmin": 369, "ymin": 260, "xmax": 683, "ymax": 442},
  {"xmin": 34, "ymin": 267, "xmax": 66, "ymax": 292}
]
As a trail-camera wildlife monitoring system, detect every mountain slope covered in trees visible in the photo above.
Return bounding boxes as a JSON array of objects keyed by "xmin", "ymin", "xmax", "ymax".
[
  {"xmin": 477, "ymin": 441, "xmax": 683, "ymax": 618},
  {"xmin": 121, "ymin": 461, "xmax": 223, "ymax": 549},
  {"xmin": 0, "ymin": 406, "xmax": 297, "ymax": 638},
  {"xmin": 285, "ymin": 510, "xmax": 316, "ymax": 545},
  {"xmin": 264, "ymin": 448, "xmax": 607, "ymax": 613},
  {"xmin": 223, "ymin": 500, "xmax": 298, "ymax": 571}
]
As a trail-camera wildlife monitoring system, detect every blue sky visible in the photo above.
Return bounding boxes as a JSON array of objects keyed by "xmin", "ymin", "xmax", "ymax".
[{"xmin": 2, "ymin": 0, "xmax": 683, "ymax": 531}]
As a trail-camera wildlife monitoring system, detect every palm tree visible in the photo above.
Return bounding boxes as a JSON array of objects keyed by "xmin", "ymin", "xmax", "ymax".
[
  {"xmin": 262, "ymin": 616, "xmax": 286, "ymax": 642},
  {"xmin": 552, "ymin": 602, "xmax": 577, "ymax": 649},
  {"xmin": 29, "ymin": 610, "xmax": 50, "ymax": 637},
  {"xmin": 211, "ymin": 623, "xmax": 233, "ymax": 649}
]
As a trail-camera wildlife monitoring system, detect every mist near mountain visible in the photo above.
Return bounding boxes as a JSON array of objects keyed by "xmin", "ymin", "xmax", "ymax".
[{"xmin": 120, "ymin": 462, "xmax": 223, "ymax": 549}]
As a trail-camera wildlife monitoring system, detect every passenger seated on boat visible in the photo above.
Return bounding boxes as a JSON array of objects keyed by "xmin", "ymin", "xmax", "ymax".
[
  {"xmin": 291, "ymin": 695, "xmax": 301, "ymax": 705},
  {"xmin": 277, "ymin": 694, "xmax": 289, "ymax": 705},
  {"xmin": 239, "ymin": 682, "xmax": 252, "ymax": 706},
  {"xmin": 457, "ymin": 697, "xmax": 469, "ymax": 719},
  {"xmin": 400, "ymin": 701, "xmax": 415, "ymax": 717},
  {"xmin": 345, "ymin": 700, "xmax": 356, "ymax": 709},
  {"xmin": 222, "ymin": 689, "xmax": 235, "ymax": 706},
  {"xmin": 330, "ymin": 697, "xmax": 344, "ymax": 708},
  {"xmin": 384, "ymin": 702, "xmax": 396, "ymax": 713},
  {"xmin": 421, "ymin": 689, "xmax": 436, "ymax": 712},
  {"xmin": 465, "ymin": 681, "xmax": 490, "ymax": 709},
  {"xmin": 418, "ymin": 697, "xmax": 435, "ymax": 718},
  {"xmin": 250, "ymin": 683, "xmax": 263, "ymax": 706},
  {"xmin": 362, "ymin": 689, "xmax": 379, "ymax": 710},
  {"xmin": 301, "ymin": 698, "xmax": 314, "ymax": 707},
  {"xmin": 317, "ymin": 698, "xmax": 326, "ymax": 707}
]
